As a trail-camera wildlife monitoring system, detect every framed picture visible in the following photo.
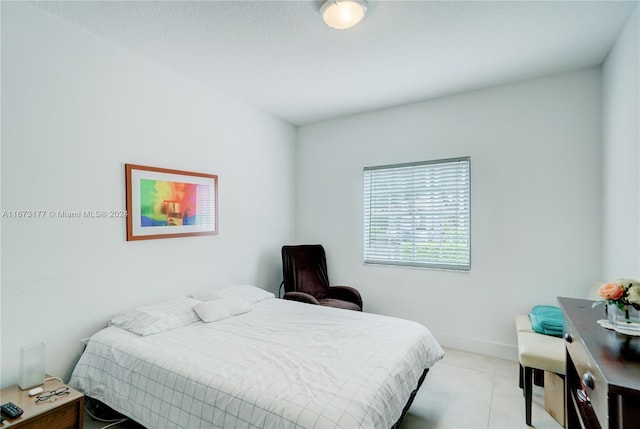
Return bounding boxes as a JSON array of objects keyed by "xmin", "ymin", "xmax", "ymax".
[{"xmin": 125, "ymin": 164, "xmax": 218, "ymax": 241}]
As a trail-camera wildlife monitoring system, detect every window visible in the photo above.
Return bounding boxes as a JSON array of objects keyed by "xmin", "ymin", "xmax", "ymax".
[{"xmin": 363, "ymin": 157, "xmax": 470, "ymax": 271}]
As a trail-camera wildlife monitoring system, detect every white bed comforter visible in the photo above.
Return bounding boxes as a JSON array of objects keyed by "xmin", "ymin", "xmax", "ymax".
[{"xmin": 70, "ymin": 298, "xmax": 444, "ymax": 429}]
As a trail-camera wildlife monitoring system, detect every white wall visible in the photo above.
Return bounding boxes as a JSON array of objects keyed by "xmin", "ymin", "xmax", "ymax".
[
  {"xmin": 1, "ymin": 3, "xmax": 296, "ymax": 386},
  {"xmin": 602, "ymin": 5, "xmax": 640, "ymax": 280},
  {"xmin": 296, "ymin": 68, "xmax": 602, "ymax": 359}
]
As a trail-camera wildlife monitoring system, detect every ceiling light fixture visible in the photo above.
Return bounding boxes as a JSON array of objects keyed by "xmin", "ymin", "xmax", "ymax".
[{"xmin": 320, "ymin": 0, "xmax": 367, "ymax": 30}]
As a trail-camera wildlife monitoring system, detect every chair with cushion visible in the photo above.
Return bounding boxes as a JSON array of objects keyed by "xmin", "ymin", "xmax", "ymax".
[
  {"xmin": 514, "ymin": 283, "xmax": 602, "ymax": 426},
  {"xmin": 281, "ymin": 244, "xmax": 363, "ymax": 311},
  {"xmin": 515, "ymin": 315, "xmax": 565, "ymax": 426}
]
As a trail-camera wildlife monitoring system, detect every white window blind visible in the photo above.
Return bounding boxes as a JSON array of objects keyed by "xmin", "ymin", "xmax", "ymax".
[{"xmin": 363, "ymin": 157, "xmax": 470, "ymax": 271}]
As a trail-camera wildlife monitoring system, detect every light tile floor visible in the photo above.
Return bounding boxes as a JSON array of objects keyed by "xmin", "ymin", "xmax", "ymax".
[
  {"xmin": 83, "ymin": 347, "xmax": 563, "ymax": 429},
  {"xmin": 401, "ymin": 348, "xmax": 563, "ymax": 429}
]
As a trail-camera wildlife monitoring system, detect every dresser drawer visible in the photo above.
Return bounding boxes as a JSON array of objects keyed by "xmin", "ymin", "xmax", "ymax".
[
  {"xmin": 567, "ymin": 339, "xmax": 607, "ymax": 425},
  {"xmin": 565, "ymin": 321, "xmax": 607, "ymax": 428},
  {"xmin": 7, "ymin": 397, "xmax": 83, "ymax": 429}
]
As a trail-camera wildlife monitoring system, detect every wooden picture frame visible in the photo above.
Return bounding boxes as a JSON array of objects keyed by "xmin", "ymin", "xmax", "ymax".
[{"xmin": 125, "ymin": 164, "xmax": 218, "ymax": 241}]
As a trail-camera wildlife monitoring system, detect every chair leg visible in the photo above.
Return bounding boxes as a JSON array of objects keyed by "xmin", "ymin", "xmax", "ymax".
[
  {"xmin": 534, "ymin": 368, "xmax": 544, "ymax": 387},
  {"xmin": 519, "ymin": 364, "xmax": 524, "ymax": 390},
  {"xmin": 524, "ymin": 366, "xmax": 533, "ymax": 426}
]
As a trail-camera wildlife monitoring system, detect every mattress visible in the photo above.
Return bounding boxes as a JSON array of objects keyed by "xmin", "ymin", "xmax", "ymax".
[{"xmin": 70, "ymin": 297, "xmax": 444, "ymax": 429}]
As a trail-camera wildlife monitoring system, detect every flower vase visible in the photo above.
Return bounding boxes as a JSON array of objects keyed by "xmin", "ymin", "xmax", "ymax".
[{"xmin": 607, "ymin": 303, "xmax": 640, "ymax": 332}]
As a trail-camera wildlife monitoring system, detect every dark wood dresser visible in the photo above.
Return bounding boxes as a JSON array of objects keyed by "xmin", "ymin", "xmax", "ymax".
[{"xmin": 559, "ymin": 297, "xmax": 640, "ymax": 429}]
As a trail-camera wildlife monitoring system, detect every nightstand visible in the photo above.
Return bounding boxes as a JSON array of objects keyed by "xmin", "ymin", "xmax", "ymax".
[{"xmin": 0, "ymin": 376, "xmax": 83, "ymax": 429}]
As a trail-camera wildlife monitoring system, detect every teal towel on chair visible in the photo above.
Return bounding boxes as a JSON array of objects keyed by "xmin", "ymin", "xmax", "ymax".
[{"xmin": 529, "ymin": 305, "xmax": 564, "ymax": 337}]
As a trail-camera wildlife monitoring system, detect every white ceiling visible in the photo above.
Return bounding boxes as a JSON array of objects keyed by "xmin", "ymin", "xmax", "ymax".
[{"xmin": 34, "ymin": 1, "xmax": 638, "ymax": 125}]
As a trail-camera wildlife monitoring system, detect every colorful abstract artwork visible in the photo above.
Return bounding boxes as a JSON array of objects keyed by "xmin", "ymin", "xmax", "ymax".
[
  {"xmin": 139, "ymin": 179, "xmax": 199, "ymax": 227},
  {"xmin": 125, "ymin": 164, "xmax": 218, "ymax": 241}
]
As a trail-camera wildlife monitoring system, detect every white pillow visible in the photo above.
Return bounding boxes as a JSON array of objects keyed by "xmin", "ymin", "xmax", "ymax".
[
  {"xmin": 193, "ymin": 298, "xmax": 252, "ymax": 323},
  {"xmin": 108, "ymin": 296, "xmax": 200, "ymax": 336},
  {"xmin": 192, "ymin": 285, "xmax": 274, "ymax": 304}
]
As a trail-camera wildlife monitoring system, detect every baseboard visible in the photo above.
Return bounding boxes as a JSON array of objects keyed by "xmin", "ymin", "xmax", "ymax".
[{"xmin": 433, "ymin": 331, "xmax": 519, "ymax": 362}]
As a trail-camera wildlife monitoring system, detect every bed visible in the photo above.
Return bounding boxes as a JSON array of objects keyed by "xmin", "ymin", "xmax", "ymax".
[{"xmin": 70, "ymin": 285, "xmax": 444, "ymax": 429}]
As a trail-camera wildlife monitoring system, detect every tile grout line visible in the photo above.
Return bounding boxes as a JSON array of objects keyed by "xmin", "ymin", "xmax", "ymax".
[{"xmin": 485, "ymin": 367, "xmax": 496, "ymax": 429}]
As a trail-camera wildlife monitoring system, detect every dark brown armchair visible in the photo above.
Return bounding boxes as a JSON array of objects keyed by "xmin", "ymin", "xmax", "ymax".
[{"xmin": 281, "ymin": 244, "xmax": 362, "ymax": 311}]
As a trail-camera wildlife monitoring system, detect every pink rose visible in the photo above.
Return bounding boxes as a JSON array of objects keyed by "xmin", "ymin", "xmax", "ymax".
[{"xmin": 598, "ymin": 282, "xmax": 625, "ymax": 300}]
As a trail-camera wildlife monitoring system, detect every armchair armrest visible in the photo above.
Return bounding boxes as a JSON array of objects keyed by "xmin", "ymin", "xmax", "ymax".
[
  {"xmin": 283, "ymin": 291, "xmax": 320, "ymax": 305},
  {"xmin": 327, "ymin": 286, "xmax": 363, "ymax": 310}
]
